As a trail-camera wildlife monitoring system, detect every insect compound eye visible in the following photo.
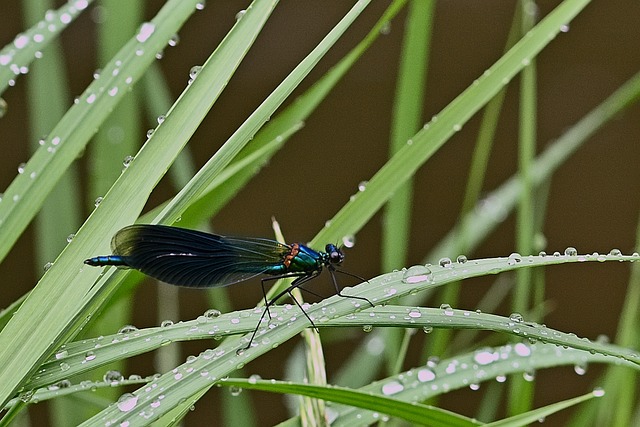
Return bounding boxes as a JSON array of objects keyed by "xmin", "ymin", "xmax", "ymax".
[{"xmin": 326, "ymin": 244, "xmax": 344, "ymax": 264}]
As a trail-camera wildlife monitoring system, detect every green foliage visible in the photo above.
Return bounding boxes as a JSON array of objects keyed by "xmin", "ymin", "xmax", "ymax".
[{"xmin": 0, "ymin": 0, "xmax": 638, "ymax": 426}]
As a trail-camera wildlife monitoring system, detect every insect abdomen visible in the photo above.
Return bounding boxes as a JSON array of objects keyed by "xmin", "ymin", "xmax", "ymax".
[{"xmin": 84, "ymin": 255, "xmax": 128, "ymax": 267}]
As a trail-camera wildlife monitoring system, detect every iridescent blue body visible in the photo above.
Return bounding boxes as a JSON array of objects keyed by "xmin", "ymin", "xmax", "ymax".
[
  {"xmin": 84, "ymin": 225, "xmax": 342, "ymax": 288},
  {"xmin": 85, "ymin": 224, "xmax": 371, "ymax": 349}
]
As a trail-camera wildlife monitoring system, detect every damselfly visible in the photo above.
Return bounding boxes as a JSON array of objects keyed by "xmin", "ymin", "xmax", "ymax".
[{"xmin": 85, "ymin": 224, "xmax": 372, "ymax": 349}]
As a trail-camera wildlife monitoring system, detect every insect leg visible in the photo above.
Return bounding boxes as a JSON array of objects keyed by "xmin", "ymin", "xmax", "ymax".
[
  {"xmin": 243, "ymin": 272, "xmax": 311, "ymax": 350},
  {"xmin": 331, "ymin": 268, "xmax": 374, "ymax": 307}
]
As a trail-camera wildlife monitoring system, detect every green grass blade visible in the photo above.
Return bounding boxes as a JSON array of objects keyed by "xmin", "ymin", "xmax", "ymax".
[
  {"xmin": 179, "ymin": 0, "xmax": 408, "ymax": 230},
  {"xmin": 83, "ymin": 1, "xmax": 143, "ymax": 418},
  {"xmin": 23, "ymin": 0, "xmax": 81, "ymax": 271},
  {"xmin": 219, "ymin": 378, "xmax": 480, "ymax": 427},
  {"xmin": 0, "ymin": 0, "xmax": 92, "ymax": 93},
  {"xmin": 0, "ymin": 0, "xmax": 275, "ymax": 408},
  {"xmin": 382, "ymin": 0, "xmax": 433, "ymax": 273},
  {"xmin": 427, "ymin": 69, "xmax": 640, "ymax": 261},
  {"xmin": 486, "ymin": 391, "xmax": 599, "ymax": 427},
  {"xmin": 509, "ymin": 0, "xmax": 539, "ymax": 416},
  {"xmin": 79, "ymin": 251, "xmax": 638, "ymax": 425},
  {"xmin": 0, "ymin": 0, "xmax": 202, "ymax": 264},
  {"xmin": 333, "ymin": 342, "xmax": 621, "ymax": 424},
  {"xmin": 23, "ymin": 0, "xmax": 85, "ymax": 424},
  {"xmin": 379, "ymin": 0, "xmax": 435, "ymax": 386},
  {"xmin": 151, "ymin": 0, "xmax": 374, "ymax": 226},
  {"xmin": 309, "ymin": 0, "xmax": 591, "ymax": 249},
  {"xmin": 339, "ymin": 66, "xmax": 640, "ymax": 393}
]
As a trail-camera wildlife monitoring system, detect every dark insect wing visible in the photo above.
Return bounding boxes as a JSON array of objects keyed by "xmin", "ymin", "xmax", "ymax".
[{"xmin": 111, "ymin": 225, "xmax": 291, "ymax": 288}]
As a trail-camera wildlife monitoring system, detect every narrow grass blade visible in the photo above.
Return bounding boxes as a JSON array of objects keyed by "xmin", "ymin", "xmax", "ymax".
[
  {"xmin": 218, "ymin": 378, "xmax": 481, "ymax": 427},
  {"xmin": 309, "ymin": 0, "xmax": 591, "ymax": 249},
  {"xmin": 0, "ymin": 0, "xmax": 275, "ymax": 408},
  {"xmin": 0, "ymin": 0, "xmax": 92, "ymax": 93}
]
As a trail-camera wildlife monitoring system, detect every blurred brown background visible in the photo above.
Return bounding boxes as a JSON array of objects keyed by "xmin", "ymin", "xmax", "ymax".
[{"xmin": 0, "ymin": 1, "xmax": 639, "ymax": 425}]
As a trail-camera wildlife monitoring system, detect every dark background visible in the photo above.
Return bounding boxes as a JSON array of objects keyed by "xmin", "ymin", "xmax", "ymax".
[{"xmin": 1, "ymin": 1, "xmax": 639, "ymax": 425}]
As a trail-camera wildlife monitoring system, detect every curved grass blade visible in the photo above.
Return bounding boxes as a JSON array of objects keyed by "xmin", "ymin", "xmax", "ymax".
[
  {"xmin": 0, "ymin": 0, "xmax": 92, "ymax": 93},
  {"xmin": 0, "ymin": 0, "xmax": 199, "ymax": 264},
  {"xmin": 78, "ymin": 251, "xmax": 638, "ymax": 425},
  {"xmin": 218, "ymin": 377, "xmax": 481, "ymax": 427},
  {"xmin": 309, "ymin": 0, "xmax": 591, "ymax": 249},
  {"xmin": 0, "ymin": 0, "xmax": 275, "ymax": 408},
  {"xmin": 485, "ymin": 391, "xmax": 600, "ymax": 427}
]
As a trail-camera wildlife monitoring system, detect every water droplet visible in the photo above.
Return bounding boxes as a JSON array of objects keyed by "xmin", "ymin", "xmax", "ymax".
[
  {"xmin": 469, "ymin": 383, "xmax": 480, "ymax": 391},
  {"xmin": 341, "ymin": 234, "xmax": 355, "ymax": 248},
  {"xmin": 379, "ymin": 21, "xmax": 391, "ymax": 35},
  {"xmin": 118, "ymin": 324, "xmax": 138, "ymax": 334},
  {"xmin": 136, "ymin": 22, "xmax": 156, "ymax": 43},
  {"xmin": 248, "ymin": 374, "xmax": 261, "ymax": 384},
  {"xmin": 439, "ymin": 257, "xmax": 452, "ymax": 267},
  {"xmin": 357, "ymin": 181, "xmax": 368, "ymax": 191},
  {"xmin": 509, "ymin": 312, "xmax": 524, "ymax": 323},
  {"xmin": 440, "ymin": 304, "xmax": 454, "ymax": 316},
  {"xmin": 235, "ymin": 10, "xmax": 246, "ymax": 21},
  {"xmin": 93, "ymin": 69, "xmax": 101, "ymax": 79},
  {"xmin": 608, "ymin": 248, "xmax": 622, "ymax": 257},
  {"xmin": 401, "ymin": 265, "xmax": 432, "ymax": 284},
  {"xmin": 94, "ymin": 197, "xmax": 103, "ymax": 207},
  {"xmin": 168, "ymin": 34, "xmax": 180, "ymax": 47},
  {"xmin": 456, "ymin": 255, "xmax": 468, "ymax": 264},
  {"xmin": 574, "ymin": 363, "xmax": 587, "ymax": 375},
  {"xmin": 564, "ymin": 246, "xmax": 577, "ymax": 256},
  {"xmin": 560, "ymin": 24, "xmax": 570, "ymax": 32},
  {"xmin": 229, "ymin": 385, "xmax": 243, "ymax": 396},
  {"xmin": 508, "ymin": 252, "xmax": 522, "ymax": 263},
  {"xmin": 408, "ymin": 308, "xmax": 422, "ymax": 318},
  {"xmin": 381, "ymin": 380, "xmax": 403, "ymax": 395},
  {"xmin": 538, "ymin": 251, "xmax": 547, "ymax": 257},
  {"xmin": 474, "ymin": 348, "xmax": 499, "ymax": 365},
  {"xmin": 14, "ymin": 34, "xmax": 29, "ymax": 49},
  {"xmin": 196, "ymin": 1, "xmax": 206, "ymax": 10},
  {"xmin": 18, "ymin": 390, "xmax": 35, "ymax": 403},
  {"xmin": 204, "ymin": 308, "xmax": 221, "ymax": 318},
  {"xmin": 452, "ymin": 123, "xmax": 462, "ymax": 132},
  {"xmin": 59, "ymin": 362, "xmax": 70, "ymax": 371},
  {"xmin": 422, "ymin": 326, "xmax": 433, "ymax": 334},
  {"xmin": 65, "ymin": 233, "xmax": 75, "ymax": 243},
  {"xmin": 362, "ymin": 325, "xmax": 373, "ymax": 333},
  {"xmin": 122, "ymin": 155, "xmax": 134, "ymax": 168},
  {"xmin": 43, "ymin": 261, "xmax": 53, "ymax": 271},
  {"xmin": 157, "ymin": 115, "xmax": 166, "ymax": 124},
  {"xmin": 108, "ymin": 86, "xmax": 118, "ymax": 96},
  {"xmin": 160, "ymin": 319, "xmax": 174, "ymax": 327},
  {"xmin": 50, "ymin": 379, "xmax": 72, "ymax": 390},
  {"xmin": 117, "ymin": 393, "xmax": 138, "ymax": 412},
  {"xmin": 514, "ymin": 343, "xmax": 531, "ymax": 357},
  {"xmin": 146, "ymin": 128, "xmax": 155, "ymax": 138},
  {"xmin": 592, "ymin": 387, "xmax": 605, "ymax": 397},
  {"xmin": 17, "ymin": 163, "xmax": 26, "ymax": 174},
  {"xmin": 84, "ymin": 351, "xmax": 96, "ymax": 361},
  {"xmin": 523, "ymin": 371, "xmax": 535, "ymax": 381},
  {"xmin": 417, "ymin": 368, "xmax": 436, "ymax": 382},
  {"xmin": 236, "ymin": 348, "xmax": 245, "ymax": 356},
  {"xmin": 104, "ymin": 370, "xmax": 124, "ymax": 383},
  {"xmin": 189, "ymin": 65, "xmax": 202, "ymax": 80}
]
